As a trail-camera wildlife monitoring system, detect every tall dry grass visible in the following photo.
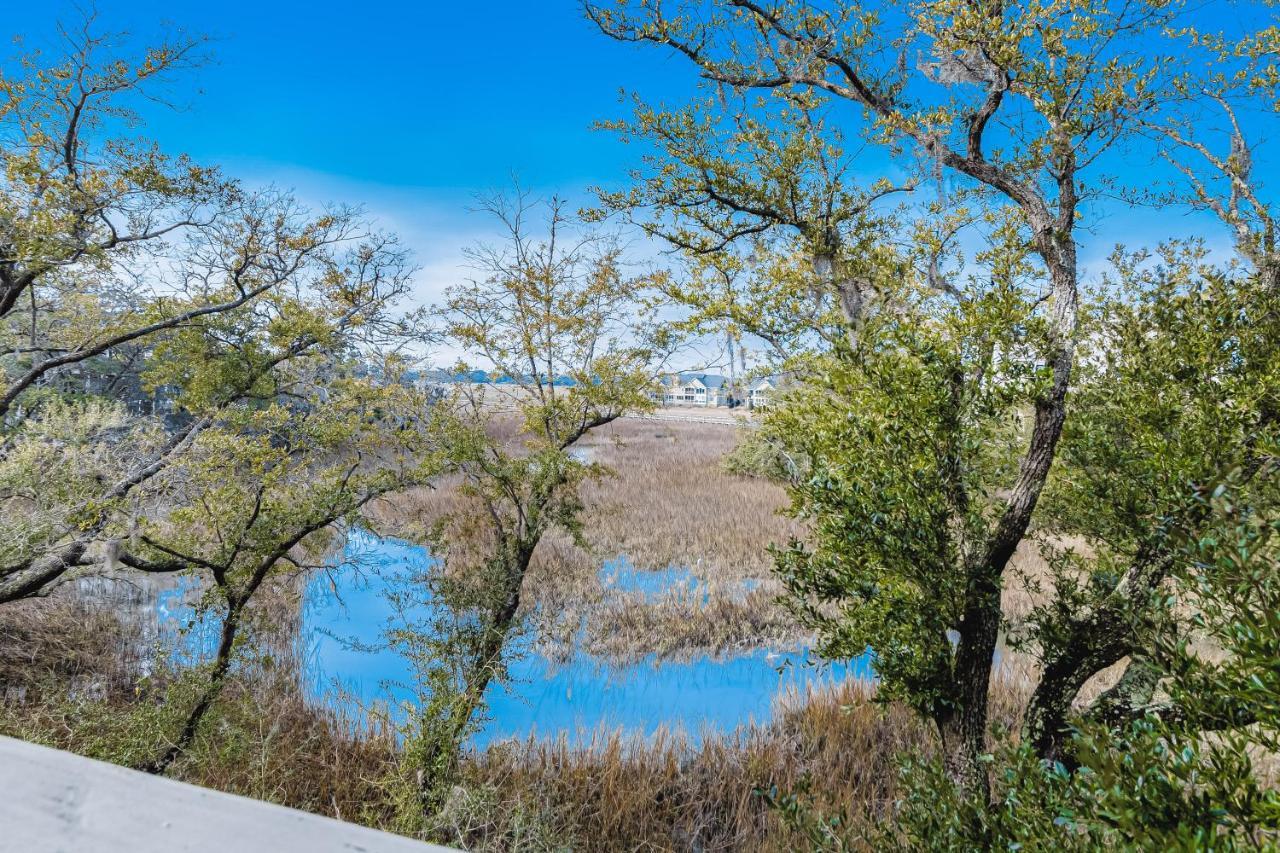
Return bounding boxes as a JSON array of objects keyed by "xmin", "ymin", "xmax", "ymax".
[
  {"xmin": 574, "ymin": 419, "xmax": 804, "ymax": 580},
  {"xmin": 450, "ymin": 679, "xmax": 930, "ymax": 852},
  {"xmin": 455, "ymin": 660, "xmax": 1029, "ymax": 852},
  {"xmin": 0, "ymin": 584, "xmax": 405, "ymax": 825},
  {"xmin": 369, "ymin": 418, "xmax": 810, "ymax": 661},
  {"xmin": 0, "ymin": 582, "xmax": 149, "ymax": 704},
  {"xmin": 0, "ymin": 589, "xmax": 925, "ymax": 851},
  {"xmin": 0, "ymin": 550, "xmax": 1044, "ymax": 851},
  {"xmin": 583, "ymin": 585, "xmax": 798, "ymax": 662}
]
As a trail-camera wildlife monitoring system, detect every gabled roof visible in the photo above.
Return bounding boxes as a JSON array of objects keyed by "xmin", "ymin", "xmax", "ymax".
[
  {"xmin": 749, "ymin": 372, "xmax": 790, "ymax": 392},
  {"xmin": 660, "ymin": 372, "xmax": 727, "ymax": 390}
]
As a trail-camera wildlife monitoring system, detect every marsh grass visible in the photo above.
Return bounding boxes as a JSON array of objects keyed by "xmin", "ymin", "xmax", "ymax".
[
  {"xmin": 0, "ymin": 417, "xmax": 1098, "ymax": 850},
  {"xmin": 0, "ymin": 581, "xmax": 150, "ymax": 704},
  {"xmin": 573, "ymin": 419, "xmax": 805, "ymax": 580},
  {"xmin": 369, "ymin": 418, "xmax": 810, "ymax": 661},
  {"xmin": 371, "ymin": 417, "xmax": 1061, "ymax": 665},
  {"xmin": 450, "ymin": 679, "xmax": 929, "ymax": 852},
  {"xmin": 583, "ymin": 584, "xmax": 798, "ymax": 662},
  {"xmin": 0, "ymin": 584, "xmax": 406, "ymax": 824},
  {"xmin": 446, "ymin": 660, "xmax": 1026, "ymax": 851},
  {"xmin": 0, "ymin": 570, "xmax": 1042, "ymax": 851}
]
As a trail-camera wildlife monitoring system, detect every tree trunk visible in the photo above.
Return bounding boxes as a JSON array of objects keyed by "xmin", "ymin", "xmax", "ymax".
[
  {"xmin": 416, "ymin": 544, "xmax": 532, "ymax": 816},
  {"xmin": 142, "ymin": 601, "xmax": 243, "ymax": 775},
  {"xmin": 1023, "ymin": 631, "xmax": 1129, "ymax": 763},
  {"xmin": 942, "ymin": 229, "xmax": 1079, "ymax": 799},
  {"xmin": 936, "ymin": 706, "xmax": 991, "ymax": 802}
]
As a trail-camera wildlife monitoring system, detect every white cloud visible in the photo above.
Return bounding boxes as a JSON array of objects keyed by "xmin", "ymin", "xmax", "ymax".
[{"xmin": 217, "ymin": 161, "xmax": 520, "ymax": 365}]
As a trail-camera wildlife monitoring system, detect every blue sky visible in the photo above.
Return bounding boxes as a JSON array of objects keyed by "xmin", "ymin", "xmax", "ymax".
[
  {"xmin": 11, "ymin": 1, "xmax": 686, "ymax": 192},
  {"xmin": 8, "ymin": 2, "xmax": 1268, "ymax": 366},
  {"xmin": 10, "ymin": 1, "xmax": 704, "ymax": 360}
]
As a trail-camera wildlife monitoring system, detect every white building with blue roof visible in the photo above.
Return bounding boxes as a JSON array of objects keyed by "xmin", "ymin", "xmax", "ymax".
[{"xmin": 656, "ymin": 372, "xmax": 730, "ymax": 407}]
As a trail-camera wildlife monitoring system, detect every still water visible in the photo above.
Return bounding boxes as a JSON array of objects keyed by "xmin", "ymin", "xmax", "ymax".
[{"xmin": 275, "ymin": 531, "xmax": 875, "ymax": 747}]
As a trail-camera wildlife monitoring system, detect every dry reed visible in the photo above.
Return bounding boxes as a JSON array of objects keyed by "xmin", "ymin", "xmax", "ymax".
[
  {"xmin": 0, "ymin": 570, "xmax": 1039, "ymax": 851},
  {"xmin": 368, "ymin": 418, "xmax": 810, "ymax": 661},
  {"xmin": 0, "ymin": 415, "xmax": 1089, "ymax": 851}
]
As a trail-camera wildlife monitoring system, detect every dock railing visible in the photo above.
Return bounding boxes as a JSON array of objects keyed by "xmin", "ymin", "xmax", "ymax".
[{"xmin": 0, "ymin": 735, "xmax": 457, "ymax": 853}]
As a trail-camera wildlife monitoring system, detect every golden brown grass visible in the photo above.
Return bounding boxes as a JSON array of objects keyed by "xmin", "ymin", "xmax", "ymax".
[
  {"xmin": 0, "ymin": 581, "xmax": 153, "ymax": 704},
  {"xmin": 574, "ymin": 418, "xmax": 804, "ymax": 580},
  {"xmin": 369, "ymin": 417, "xmax": 810, "ymax": 661},
  {"xmin": 450, "ymin": 680, "xmax": 929, "ymax": 852},
  {"xmin": 420, "ymin": 667, "xmax": 1026, "ymax": 851},
  {"xmin": 0, "ymin": 568, "xmax": 1041, "ymax": 852},
  {"xmin": 582, "ymin": 585, "xmax": 798, "ymax": 662},
  {"xmin": 0, "ymin": 585, "xmax": 404, "ymax": 826}
]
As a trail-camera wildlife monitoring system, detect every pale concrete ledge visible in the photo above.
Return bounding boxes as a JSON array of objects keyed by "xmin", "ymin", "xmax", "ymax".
[{"xmin": 0, "ymin": 735, "xmax": 455, "ymax": 852}]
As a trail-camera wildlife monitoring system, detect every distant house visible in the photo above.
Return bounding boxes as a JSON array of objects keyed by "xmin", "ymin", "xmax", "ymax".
[
  {"xmin": 656, "ymin": 372, "xmax": 729, "ymax": 407},
  {"xmin": 747, "ymin": 374, "xmax": 789, "ymax": 409}
]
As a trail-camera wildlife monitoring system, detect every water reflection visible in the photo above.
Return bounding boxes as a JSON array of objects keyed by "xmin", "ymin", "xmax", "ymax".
[
  {"xmin": 599, "ymin": 558, "xmax": 761, "ymax": 603},
  {"xmin": 301, "ymin": 531, "xmax": 875, "ymax": 747}
]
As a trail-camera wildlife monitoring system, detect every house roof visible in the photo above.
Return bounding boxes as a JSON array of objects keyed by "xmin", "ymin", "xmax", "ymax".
[
  {"xmin": 748, "ymin": 372, "xmax": 791, "ymax": 392},
  {"xmin": 661, "ymin": 372, "xmax": 727, "ymax": 390}
]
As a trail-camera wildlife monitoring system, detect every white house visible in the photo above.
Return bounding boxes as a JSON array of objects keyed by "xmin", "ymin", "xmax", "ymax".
[
  {"xmin": 747, "ymin": 374, "xmax": 789, "ymax": 409},
  {"xmin": 656, "ymin": 372, "xmax": 729, "ymax": 407}
]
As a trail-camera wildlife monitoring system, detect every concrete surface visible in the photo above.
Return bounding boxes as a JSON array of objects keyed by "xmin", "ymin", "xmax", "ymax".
[{"xmin": 0, "ymin": 735, "xmax": 455, "ymax": 852}]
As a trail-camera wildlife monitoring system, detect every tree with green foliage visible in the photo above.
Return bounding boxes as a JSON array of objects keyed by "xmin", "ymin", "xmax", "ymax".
[
  {"xmin": 0, "ymin": 18, "xmax": 429, "ymax": 604},
  {"xmin": 387, "ymin": 191, "xmax": 664, "ymax": 827},
  {"xmin": 898, "ymin": 469, "xmax": 1280, "ymax": 849},
  {"xmin": 130, "ymin": 295, "xmax": 436, "ymax": 775},
  {"xmin": 0, "ymin": 16, "xmax": 442, "ymax": 777},
  {"xmin": 587, "ymin": 0, "xmax": 1280, "ymax": 827}
]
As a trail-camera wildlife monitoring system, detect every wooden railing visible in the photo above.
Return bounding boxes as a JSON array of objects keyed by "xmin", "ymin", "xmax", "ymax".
[{"xmin": 0, "ymin": 735, "xmax": 456, "ymax": 853}]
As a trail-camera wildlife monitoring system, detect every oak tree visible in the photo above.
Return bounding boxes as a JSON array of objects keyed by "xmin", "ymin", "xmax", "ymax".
[{"xmin": 587, "ymin": 0, "xmax": 1279, "ymax": 811}]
